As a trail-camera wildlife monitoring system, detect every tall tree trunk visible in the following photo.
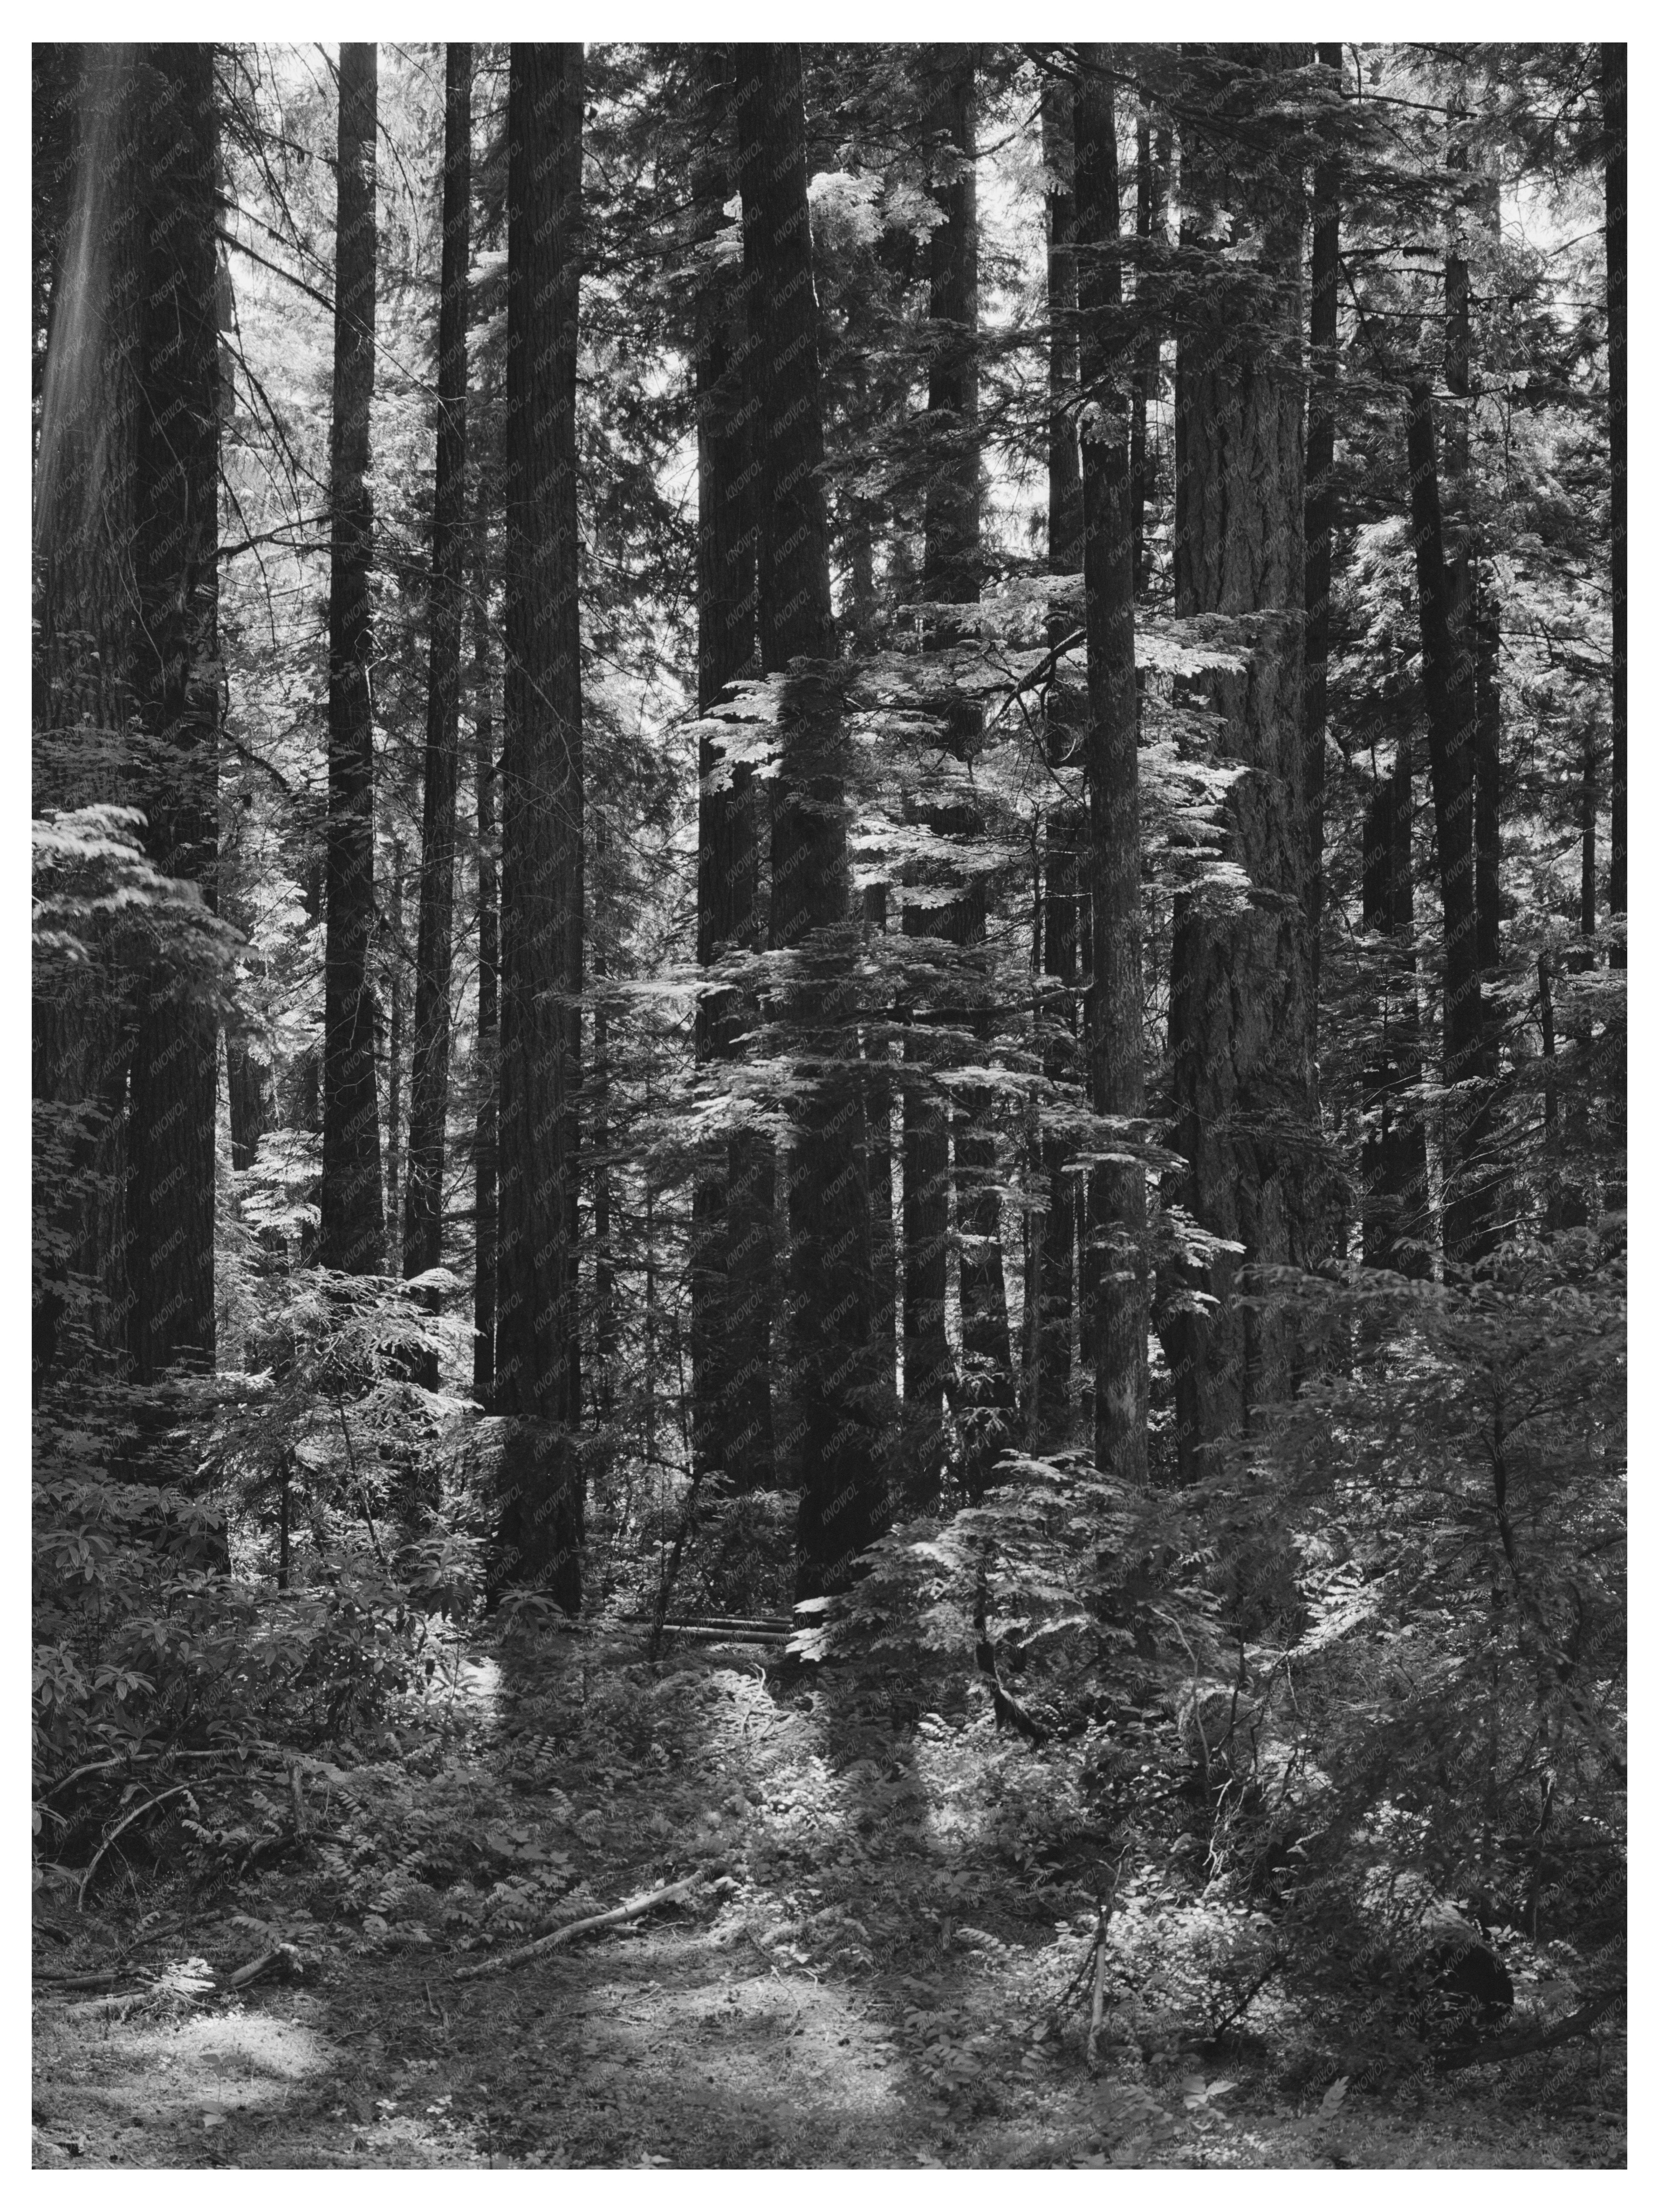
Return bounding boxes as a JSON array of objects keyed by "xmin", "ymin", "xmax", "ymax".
[
  {"xmin": 590, "ymin": 926, "xmax": 617, "ymax": 1422},
  {"xmin": 222, "ymin": 828, "xmax": 272, "ymax": 1176},
  {"xmin": 1445, "ymin": 101, "xmax": 1505, "ymax": 1252},
  {"xmin": 1405, "ymin": 380, "xmax": 1493, "ymax": 1266},
  {"xmin": 496, "ymin": 42, "xmax": 585, "ymax": 1613},
  {"xmin": 1474, "ymin": 565, "xmax": 1503, "ymax": 1232},
  {"xmin": 1554, "ymin": 726, "xmax": 1597, "ymax": 1229},
  {"xmin": 1303, "ymin": 41, "xmax": 1342, "ymax": 1030},
  {"xmin": 847, "ymin": 395, "xmax": 880, "ymax": 655},
  {"xmin": 320, "ymin": 41, "xmax": 384, "ymax": 1274},
  {"xmin": 863, "ymin": 885, "xmax": 898, "ymax": 1415},
  {"xmin": 900, "ymin": 53, "xmax": 979, "ymax": 1502},
  {"xmin": 1035, "ymin": 71, "xmax": 1085, "ymax": 1451},
  {"xmin": 33, "ymin": 45, "xmax": 148, "ymax": 1405},
  {"xmin": 31, "ymin": 46, "xmax": 80, "ymax": 436},
  {"xmin": 403, "ymin": 43, "xmax": 471, "ymax": 1299},
  {"xmin": 1360, "ymin": 743, "xmax": 1429, "ymax": 1274},
  {"xmin": 1604, "ymin": 44, "xmax": 1626, "ymax": 963},
  {"xmin": 1165, "ymin": 44, "xmax": 1318, "ymax": 1476},
  {"xmin": 1579, "ymin": 728, "xmax": 1597, "ymax": 948},
  {"xmin": 901, "ymin": 1031, "xmax": 952, "ymax": 1501},
  {"xmin": 33, "ymin": 46, "xmax": 223, "ymax": 1436},
  {"xmin": 692, "ymin": 45, "xmax": 773, "ymax": 1493},
  {"xmin": 1538, "ymin": 948, "xmax": 1562, "ymax": 1230},
  {"xmin": 287, "ymin": 833, "xmax": 325, "ymax": 1147},
  {"xmin": 1129, "ymin": 89, "xmax": 1168, "ymax": 595},
  {"xmin": 471, "ymin": 524, "xmax": 498, "ymax": 1405},
  {"xmin": 913, "ymin": 51, "xmax": 1014, "ymax": 1500},
  {"xmin": 1443, "ymin": 84, "xmax": 1475, "ymax": 666},
  {"xmin": 1075, "ymin": 50, "xmax": 1148, "ymax": 1487},
  {"xmin": 384, "ymin": 836, "xmax": 405, "ymax": 1233},
  {"xmin": 735, "ymin": 43, "xmax": 883, "ymax": 1598},
  {"xmin": 123, "ymin": 44, "xmax": 221, "ymax": 1399},
  {"xmin": 1601, "ymin": 43, "xmax": 1626, "ymax": 1222}
]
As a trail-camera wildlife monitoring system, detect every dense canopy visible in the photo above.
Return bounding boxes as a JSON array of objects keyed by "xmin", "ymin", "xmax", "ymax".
[{"xmin": 31, "ymin": 41, "xmax": 1624, "ymax": 2171}]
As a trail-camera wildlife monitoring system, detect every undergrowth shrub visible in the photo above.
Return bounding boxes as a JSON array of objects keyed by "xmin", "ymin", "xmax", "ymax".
[{"xmin": 798, "ymin": 1229, "xmax": 1625, "ymax": 2076}]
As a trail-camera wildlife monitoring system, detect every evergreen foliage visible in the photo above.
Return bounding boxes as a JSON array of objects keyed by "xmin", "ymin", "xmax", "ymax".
[{"xmin": 31, "ymin": 41, "xmax": 1624, "ymax": 2150}]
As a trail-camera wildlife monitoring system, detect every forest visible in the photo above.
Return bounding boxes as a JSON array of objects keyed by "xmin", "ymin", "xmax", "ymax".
[{"xmin": 31, "ymin": 40, "xmax": 1625, "ymax": 2171}]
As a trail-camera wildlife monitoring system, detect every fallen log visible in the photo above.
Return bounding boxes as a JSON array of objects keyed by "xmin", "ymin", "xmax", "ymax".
[
  {"xmin": 33, "ymin": 1970, "xmax": 135, "ymax": 1992},
  {"xmin": 1432, "ymin": 1984, "xmax": 1626, "ymax": 2074},
  {"xmin": 453, "ymin": 1868, "xmax": 732, "ymax": 1984},
  {"xmin": 228, "ymin": 1943, "xmax": 303, "ymax": 1991},
  {"xmin": 647, "ymin": 1623, "xmax": 788, "ymax": 1645},
  {"xmin": 630, "ymin": 1613, "xmax": 791, "ymax": 1635}
]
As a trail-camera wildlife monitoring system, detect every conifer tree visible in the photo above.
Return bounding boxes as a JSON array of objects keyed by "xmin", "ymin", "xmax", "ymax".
[
  {"xmin": 320, "ymin": 41, "xmax": 384, "ymax": 1274},
  {"xmin": 403, "ymin": 44, "xmax": 473, "ymax": 1298},
  {"xmin": 1164, "ymin": 44, "xmax": 1319, "ymax": 1474},
  {"xmin": 1034, "ymin": 70, "xmax": 1084, "ymax": 1449},
  {"xmin": 496, "ymin": 42, "xmax": 586, "ymax": 1612},
  {"xmin": 735, "ymin": 43, "xmax": 884, "ymax": 1596},
  {"xmin": 1074, "ymin": 49, "xmax": 1147, "ymax": 1484},
  {"xmin": 691, "ymin": 45, "xmax": 773, "ymax": 1493}
]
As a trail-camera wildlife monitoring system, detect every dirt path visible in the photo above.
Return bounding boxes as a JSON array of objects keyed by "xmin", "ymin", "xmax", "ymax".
[{"xmin": 33, "ymin": 1635, "xmax": 1626, "ymax": 2170}]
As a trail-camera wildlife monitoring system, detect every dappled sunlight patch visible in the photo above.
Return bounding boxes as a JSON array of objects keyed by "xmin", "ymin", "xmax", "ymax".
[{"xmin": 162, "ymin": 2005, "xmax": 332, "ymax": 2085}]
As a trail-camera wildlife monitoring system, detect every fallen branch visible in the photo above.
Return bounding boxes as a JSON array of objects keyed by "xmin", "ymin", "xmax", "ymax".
[
  {"xmin": 119, "ymin": 1915, "xmax": 187, "ymax": 1957},
  {"xmin": 228, "ymin": 1943, "xmax": 301, "ymax": 1992},
  {"xmin": 1432, "ymin": 1985, "xmax": 1626, "ymax": 2075},
  {"xmin": 453, "ymin": 1869, "xmax": 728, "ymax": 1984},
  {"xmin": 38, "ymin": 1744, "xmax": 288, "ymax": 1809},
  {"xmin": 635, "ymin": 1615, "xmax": 792, "ymax": 1636},
  {"xmin": 38, "ymin": 1754, "xmax": 131, "ymax": 1806},
  {"xmin": 1086, "ymin": 1918, "xmax": 1109, "ymax": 2067},
  {"xmin": 34, "ymin": 1969, "xmax": 143, "ymax": 1992},
  {"xmin": 647, "ymin": 1622, "xmax": 789, "ymax": 1646},
  {"xmin": 1085, "ymin": 1865, "xmax": 1122, "ymax": 2070},
  {"xmin": 77, "ymin": 1785, "xmax": 196, "ymax": 1910}
]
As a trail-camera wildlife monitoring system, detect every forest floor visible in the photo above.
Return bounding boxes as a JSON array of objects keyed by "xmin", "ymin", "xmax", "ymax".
[{"xmin": 33, "ymin": 1627, "xmax": 1626, "ymax": 2171}]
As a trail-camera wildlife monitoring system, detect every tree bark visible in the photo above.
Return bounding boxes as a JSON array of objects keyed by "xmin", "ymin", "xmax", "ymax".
[
  {"xmin": 32, "ymin": 46, "xmax": 147, "ymax": 1404},
  {"xmin": 863, "ymin": 885, "xmax": 898, "ymax": 1414},
  {"xmin": 1360, "ymin": 743, "xmax": 1429, "ymax": 1274},
  {"xmin": 1444, "ymin": 100, "xmax": 1505, "ymax": 1254},
  {"xmin": 403, "ymin": 43, "xmax": 471, "ymax": 1296},
  {"xmin": 320, "ymin": 41, "xmax": 384, "ymax": 1275},
  {"xmin": 222, "ymin": 815, "xmax": 272, "ymax": 1176},
  {"xmin": 1601, "ymin": 43, "xmax": 1626, "ymax": 1220},
  {"xmin": 1165, "ymin": 44, "xmax": 1318, "ymax": 1476},
  {"xmin": 899, "ymin": 54, "xmax": 980, "ymax": 1503},
  {"xmin": 901, "ymin": 1037, "xmax": 952, "ymax": 1502},
  {"xmin": 908, "ymin": 51, "xmax": 1014, "ymax": 1501},
  {"xmin": 692, "ymin": 44, "xmax": 773, "ymax": 1494},
  {"xmin": 1129, "ymin": 88, "xmax": 1168, "ymax": 596},
  {"xmin": 384, "ymin": 840, "xmax": 406, "ymax": 1240},
  {"xmin": 937, "ymin": 54, "xmax": 1016, "ymax": 1500},
  {"xmin": 471, "ymin": 521, "xmax": 498, "ymax": 1405},
  {"xmin": 1075, "ymin": 49, "xmax": 1148, "ymax": 1488},
  {"xmin": 1404, "ymin": 379, "xmax": 1493, "ymax": 1266},
  {"xmin": 1604, "ymin": 44, "xmax": 1626, "ymax": 961},
  {"xmin": 735, "ymin": 43, "xmax": 883, "ymax": 1597},
  {"xmin": 1474, "ymin": 569, "xmax": 1504, "ymax": 1237},
  {"xmin": 1034, "ymin": 71, "xmax": 1085, "ymax": 1452},
  {"xmin": 123, "ymin": 44, "xmax": 221, "ymax": 1394},
  {"xmin": 1303, "ymin": 42, "xmax": 1342, "ymax": 1030},
  {"xmin": 496, "ymin": 42, "xmax": 585, "ymax": 1613},
  {"xmin": 33, "ymin": 46, "xmax": 224, "ymax": 1433},
  {"xmin": 1538, "ymin": 949, "xmax": 1564, "ymax": 1232},
  {"xmin": 590, "ymin": 933, "xmax": 616, "ymax": 1422}
]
